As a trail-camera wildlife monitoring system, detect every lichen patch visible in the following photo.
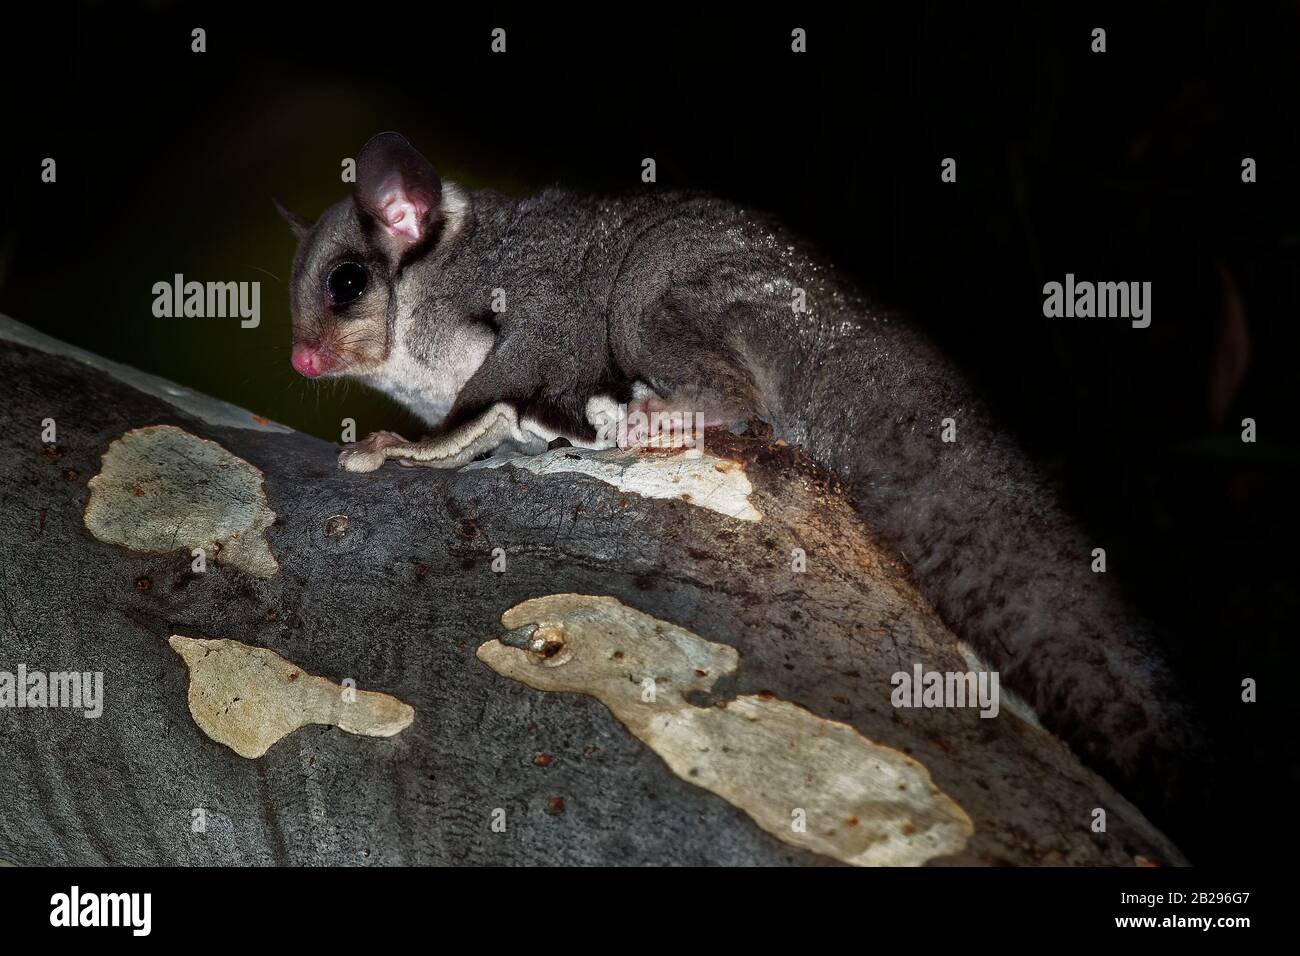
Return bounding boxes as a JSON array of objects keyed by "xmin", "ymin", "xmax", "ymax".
[
  {"xmin": 477, "ymin": 594, "xmax": 972, "ymax": 866},
  {"xmin": 169, "ymin": 636, "xmax": 414, "ymax": 758},
  {"xmin": 84, "ymin": 425, "xmax": 278, "ymax": 577},
  {"xmin": 466, "ymin": 446, "xmax": 761, "ymax": 521}
]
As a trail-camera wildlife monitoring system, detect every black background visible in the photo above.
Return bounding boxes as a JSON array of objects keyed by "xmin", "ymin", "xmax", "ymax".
[
  {"xmin": 0, "ymin": 865, "xmax": 1274, "ymax": 935},
  {"xmin": 1, "ymin": 1, "xmax": 1297, "ymax": 865}
]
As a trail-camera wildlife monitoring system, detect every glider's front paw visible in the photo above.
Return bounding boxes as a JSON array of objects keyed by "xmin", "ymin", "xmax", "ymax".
[
  {"xmin": 585, "ymin": 391, "xmax": 671, "ymax": 450},
  {"xmin": 338, "ymin": 431, "xmax": 410, "ymax": 473},
  {"xmin": 620, "ymin": 395, "xmax": 673, "ymax": 449}
]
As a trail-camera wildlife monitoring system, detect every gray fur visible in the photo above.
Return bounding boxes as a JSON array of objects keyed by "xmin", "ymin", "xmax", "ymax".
[{"xmin": 284, "ymin": 134, "xmax": 1205, "ymax": 817}]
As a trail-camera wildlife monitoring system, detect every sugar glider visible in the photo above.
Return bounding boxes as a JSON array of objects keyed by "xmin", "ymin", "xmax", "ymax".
[{"xmin": 280, "ymin": 132, "xmax": 1206, "ymax": 821}]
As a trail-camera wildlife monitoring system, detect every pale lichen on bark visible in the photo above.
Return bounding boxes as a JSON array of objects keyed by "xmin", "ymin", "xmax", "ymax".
[
  {"xmin": 169, "ymin": 635, "xmax": 415, "ymax": 758},
  {"xmin": 466, "ymin": 445, "xmax": 762, "ymax": 521},
  {"xmin": 478, "ymin": 594, "xmax": 974, "ymax": 866},
  {"xmin": 83, "ymin": 424, "xmax": 279, "ymax": 578}
]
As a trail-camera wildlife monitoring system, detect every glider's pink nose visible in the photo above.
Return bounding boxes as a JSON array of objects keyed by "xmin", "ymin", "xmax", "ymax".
[{"xmin": 291, "ymin": 345, "xmax": 327, "ymax": 378}]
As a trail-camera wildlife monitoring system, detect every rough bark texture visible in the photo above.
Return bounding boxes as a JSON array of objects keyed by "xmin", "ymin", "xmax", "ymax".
[{"xmin": 0, "ymin": 316, "xmax": 1185, "ymax": 866}]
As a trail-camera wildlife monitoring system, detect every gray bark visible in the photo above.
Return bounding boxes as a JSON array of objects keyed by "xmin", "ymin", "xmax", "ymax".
[{"xmin": 0, "ymin": 315, "xmax": 1185, "ymax": 866}]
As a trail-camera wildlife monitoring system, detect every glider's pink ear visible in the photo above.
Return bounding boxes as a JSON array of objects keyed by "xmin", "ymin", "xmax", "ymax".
[{"xmin": 354, "ymin": 132, "xmax": 442, "ymax": 254}]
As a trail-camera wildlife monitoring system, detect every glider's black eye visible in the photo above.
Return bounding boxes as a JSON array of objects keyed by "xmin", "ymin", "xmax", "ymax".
[{"xmin": 326, "ymin": 262, "xmax": 368, "ymax": 306}]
